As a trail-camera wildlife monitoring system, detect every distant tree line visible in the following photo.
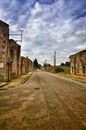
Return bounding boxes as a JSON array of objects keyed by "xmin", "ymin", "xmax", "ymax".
[{"xmin": 60, "ymin": 61, "xmax": 70, "ymax": 67}]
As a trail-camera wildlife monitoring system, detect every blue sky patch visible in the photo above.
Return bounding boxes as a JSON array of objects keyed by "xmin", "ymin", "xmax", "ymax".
[{"xmin": 0, "ymin": 0, "xmax": 86, "ymax": 65}]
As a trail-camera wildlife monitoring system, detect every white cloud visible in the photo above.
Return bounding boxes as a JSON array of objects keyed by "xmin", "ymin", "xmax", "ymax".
[
  {"xmin": 76, "ymin": 43, "xmax": 86, "ymax": 50},
  {"xmin": 31, "ymin": 2, "xmax": 42, "ymax": 15},
  {"xmin": 0, "ymin": 0, "xmax": 86, "ymax": 65}
]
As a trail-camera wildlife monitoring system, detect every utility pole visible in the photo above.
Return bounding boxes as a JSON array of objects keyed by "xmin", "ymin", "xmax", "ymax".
[
  {"xmin": 45, "ymin": 59, "xmax": 47, "ymax": 65},
  {"xmin": 19, "ymin": 30, "xmax": 24, "ymax": 42},
  {"xmin": 54, "ymin": 51, "xmax": 56, "ymax": 67},
  {"xmin": 9, "ymin": 30, "xmax": 24, "ymax": 42}
]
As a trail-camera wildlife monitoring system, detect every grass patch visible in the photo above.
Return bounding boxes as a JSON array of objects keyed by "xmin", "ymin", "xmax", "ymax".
[{"xmin": 44, "ymin": 66, "xmax": 70, "ymax": 75}]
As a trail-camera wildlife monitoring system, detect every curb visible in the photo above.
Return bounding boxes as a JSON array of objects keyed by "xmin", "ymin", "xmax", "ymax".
[
  {"xmin": 20, "ymin": 72, "xmax": 32, "ymax": 85},
  {"xmin": 0, "ymin": 83, "xmax": 7, "ymax": 87},
  {"xmin": 0, "ymin": 72, "xmax": 33, "ymax": 91}
]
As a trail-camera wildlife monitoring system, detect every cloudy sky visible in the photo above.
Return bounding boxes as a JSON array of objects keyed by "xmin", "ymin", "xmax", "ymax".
[{"xmin": 0, "ymin": 0, "xmax": 86, "ymax": 65}]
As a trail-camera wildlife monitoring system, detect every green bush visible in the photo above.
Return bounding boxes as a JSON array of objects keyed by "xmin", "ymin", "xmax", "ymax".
[{"xmin": 55, "ymin": 67, "xmax": 64, "ymax": 73}]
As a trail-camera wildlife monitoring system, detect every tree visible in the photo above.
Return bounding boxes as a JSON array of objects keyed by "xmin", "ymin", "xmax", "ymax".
[
  {"xmin": 33, "ymin": 59, "xmax": 38, "ymax": 69},
  {"xmin": 61, "ymin": 63, "xmax": 65, "ymax": 66},
  {"xmin": 65, "ymin": 61, "xmax": 70, "ymax": 67}
]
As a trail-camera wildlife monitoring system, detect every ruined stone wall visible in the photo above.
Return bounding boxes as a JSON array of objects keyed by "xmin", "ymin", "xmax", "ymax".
[
  {"xmin": 70, "ymin": 50, "xmax": 86, "ymax": 76},
  {"xmin": 9, "ymin": 39, "xmax": 21, "ymax": 79},
  {"xmin": 0, "ymin": 20, "xmax": 9, "ymax": 81}
]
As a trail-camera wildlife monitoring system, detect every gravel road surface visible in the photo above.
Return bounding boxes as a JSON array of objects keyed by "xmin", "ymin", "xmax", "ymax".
[{"xmin": 0, "ymin": 70, "xmax": 86, "ymax": 130}]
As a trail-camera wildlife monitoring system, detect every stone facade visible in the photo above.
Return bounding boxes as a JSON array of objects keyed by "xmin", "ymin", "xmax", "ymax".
[
  {"xmin": 21, "ymin": 57, "xmax": 33, "ymax": 74},
  {"xmin": 9, "ymin": 39, "xmax": 21, "ymax": 79},
  {"xmin": 70, "ymin": 50, "xmax": 86, "ymax": 76},
  {"xmin": 28, "ymin": 58, "xmax": 33, "ymax": 71},
  {"xmin": 0, "ymin": 20, "xmax": 33, "ymax": 81},
  {"xmin": 0, "ymin": 20, "xmax": 9, "ymax": 81}
]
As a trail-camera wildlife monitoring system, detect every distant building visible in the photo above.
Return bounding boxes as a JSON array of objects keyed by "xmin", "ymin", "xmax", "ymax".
[
  {"xmin": 70, "ymin": 50, "xmax": 86, "ymax": 76},
  {"xmin": 28, "ymin": 58, "xmax": 33, "ymax": 71},
  {"xmin": 0, "ymin": 20, "xmax": 9, "ymax": 81},
  {"xmin": 9, "ymin": 39, "xmax": 21, "ymax": 79},
  {"xmin": 21, "ymin": 56, "xmax": 29, "ymax": 74},
  {"xmin": 21, "ymin": 56, "xmax": 33, "ymax": 74}
]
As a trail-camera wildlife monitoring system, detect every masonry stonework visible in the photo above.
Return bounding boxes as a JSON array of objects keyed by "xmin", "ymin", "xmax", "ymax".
[
  {"xmin": 70, "ymin": 50, "xmax": 86, "ymax": 76},
  {"xmin": 0, "ymin": 20, "xmax": 33, "ymax": 81},
  {"xmin": 21, "ymin": 57, "xmax": 33, "ymax": 74},
  {"xmin": 9, "ymin": 39, "xmax": 21, "ymax": 79},
  {"xmin": 0, "ymin": 20, "xmax": 9, "ymax": 81}
]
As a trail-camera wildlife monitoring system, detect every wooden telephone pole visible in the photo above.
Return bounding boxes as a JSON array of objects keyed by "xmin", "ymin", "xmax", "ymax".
[{"xmin": 54, "ymin": 51, "xmax": 56, "ymax": 67}]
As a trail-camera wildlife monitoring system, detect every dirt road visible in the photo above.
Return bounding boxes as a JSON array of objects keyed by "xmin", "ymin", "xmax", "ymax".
[{"xmin": 0, "ymin": 70, "xmax": 86, "ymax": 130}]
